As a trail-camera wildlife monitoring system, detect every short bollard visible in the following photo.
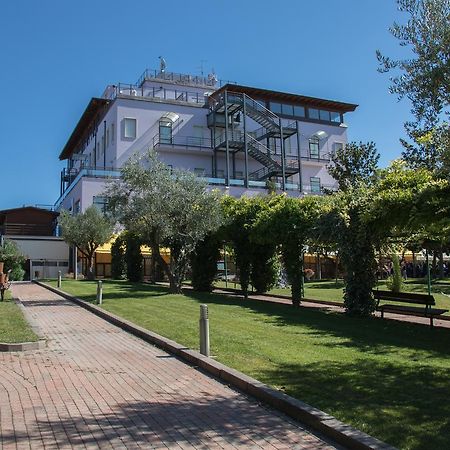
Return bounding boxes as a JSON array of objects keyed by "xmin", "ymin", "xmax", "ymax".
[
  {"xmin": 96, "ymin": 280, "xmax": 103, "ymax": 305},
  {"xmin": 199, "ymin": 304, "xmax": 210, "ymax": 357},
  {"xmin": 57, "ymin": 271, "xmax": 62, "ymax": 288}
]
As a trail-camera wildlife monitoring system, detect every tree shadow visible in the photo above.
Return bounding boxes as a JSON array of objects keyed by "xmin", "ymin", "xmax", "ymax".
[
  {"xmin": 3, "ymin": 396, "xmax": 328, "ymax": 449},
  {"xmin": 182, "ymin": 289, "xmax": 450, "ymax": 358},
  {"xmin": 258, "ymin": 359, "xmax": 450, "ymax": 450}
]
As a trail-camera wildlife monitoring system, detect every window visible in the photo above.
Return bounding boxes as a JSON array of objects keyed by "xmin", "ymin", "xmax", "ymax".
[
  {"xmin": 319, "ymin": 110, "xmax": 330, "ymax": 121},
  {"xmin": 308, "ymin": 108, "xmax": 320, "ymax": 120},
  {"xmin": 310, "ymin": 177, "xmax": 321, "ymax": 193},
  {"xmin": 293, "ymin": 105, "xmax": 305, "ymax": 117},
  {"xmin": 159, "ymin": 119, "xmax": 172, "ymax": 144},
  {"xmin": 282, "ymin": 104, "xmax": 294, "ymax": 116},
  {"xmin": 270, "ymin": 102, "xmax": 282, "ymax": 114},
  {"xmin": 334, "ymin": 142, "xmax": 344, "ymax": 155},
  {"xmin": 93, "ymin": 196, "xmax": 108, "ymax": 214},
  {"xmin": 194, "ymin": 167, "xmax": 206, "ymax": 177},
  {"xmin": 309, "ymin": 138, "xmax": 320, "ymax": 159},
  {"xmin": 330, "ymin": 111, "xmax": 341, "ymax": 123},
  {"xmin": 124, "ymin": 118, "xmax": 137, "ymax": 139}
]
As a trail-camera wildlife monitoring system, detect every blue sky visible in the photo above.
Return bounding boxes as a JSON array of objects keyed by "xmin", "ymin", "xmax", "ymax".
[{"xmin": 0, "ymin": 0, "xmax": 412, "ymax": 209}]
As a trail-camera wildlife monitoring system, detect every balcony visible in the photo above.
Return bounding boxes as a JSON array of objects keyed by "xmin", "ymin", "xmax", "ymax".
[
  {"xmin": 152, "ymin": 134, "xmax": 213, "ymax": 152},
  {"xmin": 0, "ymin": 223, "xmax": 56, "ymax": 237}
]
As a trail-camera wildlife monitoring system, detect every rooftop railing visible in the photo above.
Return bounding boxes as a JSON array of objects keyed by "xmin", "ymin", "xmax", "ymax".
[
  {"xmin": 102, "ymin": 83, "xmax": 212, "ymax": 106},
  {"xmin": 136, "ymin": 69, "xmax": 236, "ymax": 89}
]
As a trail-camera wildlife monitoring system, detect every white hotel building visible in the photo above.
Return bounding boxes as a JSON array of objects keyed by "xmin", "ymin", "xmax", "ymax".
[{"xmin": 55, "ymin": 67, "xmax": 357, "ymax": 213}]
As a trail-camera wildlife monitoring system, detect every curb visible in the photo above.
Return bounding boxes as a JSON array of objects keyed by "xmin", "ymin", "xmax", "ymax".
[
  {"xmin": 0, "ymin": 340, "xmax": 46, "ymax": 352},
  {"xmin": 35, "ymin": 280, "xmax": 395, "ymax": 450}
]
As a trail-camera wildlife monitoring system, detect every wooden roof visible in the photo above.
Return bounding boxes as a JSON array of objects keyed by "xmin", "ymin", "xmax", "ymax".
[
  {"xmin": 59, "ymin": 98, "xmax": 110, "ymax": 160},
  {"xmin": 211, "ymin": 84, "xmax": 358, "ymax": 113}
]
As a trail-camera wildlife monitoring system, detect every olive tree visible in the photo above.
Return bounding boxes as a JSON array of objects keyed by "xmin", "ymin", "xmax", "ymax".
[
  {"xmin": 58, "ymin": 206, "xmax": 114, "ymax": 280},
  {"xmin": 105, "ymin": 150, "xmax": 223, "ymax": 293}
]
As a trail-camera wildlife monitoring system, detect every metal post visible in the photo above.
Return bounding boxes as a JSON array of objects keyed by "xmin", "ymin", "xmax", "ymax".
[
  {"xmin": 279, "ymin": 118, "xmax": 286, "ymax": 191},
  {"xmin": 223, "ymin": 243, "xmax": 228, "ymax": 288},
  {"xmin": 243, "ymin": 98, "xmax": 249, "ymax": 187},
  {"xmin": 96, "ymin": 280, "xmax": 103, "ymax": 305},
  {"xmin": 57, "ymin": 271, "xmax": 62, "ymax": 288},
  {"xmin": 224, "ymin": 91, "xmax": 230, "ymax": 187},
  {"xmin": 74, "ymin": 246, "xmax": 78, "ymax": 280},
  {"xmin": 199, "ymin": 304, "xmax": 210, "ymax": 357},
  {"xmin": 426, "ymin": 249, "xmax": 432, "ymax": 295},
  {"xmin": 296, "ymin": 121, "xmax": 302, "ymax": 191}
]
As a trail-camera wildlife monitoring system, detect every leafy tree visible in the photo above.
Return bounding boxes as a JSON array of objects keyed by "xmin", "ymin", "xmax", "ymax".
[
  {"xmin": 377, "ymin": 0, "xmax": 450, "ymax": 126},
  {"xmin": 221, "ymin": 196, "xmax": 278, "ymax": 298},
  {"xmin": 387, "ymin": 254, "xmax": 404, "ymax": 292},
  {"xmin": 125, "ymin": 232, "xmax": 143, "ymax": 282},
  {"xmin": 191, "ymin": 233, "xmax": 221, "ymax": 292},
  {"xmin": 58, "ymin": 206, "xmax": 114, "ymax": 280},
  {"xmin": 111, "ymin": 234, "xmax": 126, "ymax": 280},
  {"xmin": 327, "ymin": 141, "xmax": 380, "ymax": 191},
  {"xmin": 105, "ymin": 150, "xmax": 223, "ymax": 293},
  {"xmin": 377, "ymin": 0, "xmax": 450, "ymax": 167},
  {"xmin": 0, "ymin": 239, "xmax": 25, "ymax": 281},
  {"xmin": 254, "ymin": 195, "xmax": 325, "ymax": 307}
]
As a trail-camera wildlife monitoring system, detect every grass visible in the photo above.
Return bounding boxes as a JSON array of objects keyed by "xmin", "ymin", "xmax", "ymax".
[
  {"xmin": 0, "ymin": 290, "xmax": 38, "ymax": 343},
  {"xmin": 47, "ymin": 279, "xmax": 450, "ymax": 450},
  {"xmin": 214, "ymin": 279, "xmax": 450, "ymax": 314}
]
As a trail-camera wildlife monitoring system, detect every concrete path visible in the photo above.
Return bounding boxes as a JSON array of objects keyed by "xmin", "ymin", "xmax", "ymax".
[{"xmin": 1, "ymin": 283, "xmax": 339, "ymax": 450}]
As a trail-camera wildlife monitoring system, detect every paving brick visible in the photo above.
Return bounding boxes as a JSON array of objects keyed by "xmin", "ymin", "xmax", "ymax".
[{"xmin": 0, "ymin": 283, "xmax": 339, "ymax": 449}]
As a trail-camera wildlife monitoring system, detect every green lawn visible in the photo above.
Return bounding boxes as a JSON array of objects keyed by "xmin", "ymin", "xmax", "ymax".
[
  {"xmin": 47, "ymin": 279, "xmax": 450, "ymax": 450},
  {"xmin": 0, "ymin": 291, "xmax": 38, "ymax": 343},
  {"xmin": 215, "ymin": 279, "xmax": 450, "ymax": 314}
]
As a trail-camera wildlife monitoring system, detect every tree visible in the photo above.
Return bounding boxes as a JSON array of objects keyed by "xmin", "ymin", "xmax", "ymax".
[
  {"xmin": 111, "ymin": 234, "xmax": 126, "ymax": 280},
  {"xmin": 105, "ymin": 150, "xmax": 223, "ymax": 293},
  {"xmin": 191, "ymin": 233, "xmax": 221, "ymax": 292},
  {"xmin": 125, "ymin": 232, "xmax": 143, "ymax": 282},
  {"xmin": 327, "ymin": 141, "xmax": 380, "ymax": 191},
  {"xmin": 254, "ymin": 195, "xmax": 326, "ymax": 307},
  {"xmin": 0, "ymin": 239, "xmax": 25, "ymax": 281},
  {"xmin": 58, "ymin": 206, "xmax": 114, "ymax": 280},
  {"xmin": 221, "ymin": 196, "xmax": 279, "ymax": 298},
  {"xmin": 377, "ymin": 0, "xmax": 450, "ymax": 126},
  {"xmin": 377, "ymin": 0, "xmax": 450, "ymax": 166}
]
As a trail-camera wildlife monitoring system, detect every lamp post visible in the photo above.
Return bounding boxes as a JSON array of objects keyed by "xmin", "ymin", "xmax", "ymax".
[{"xmin": 223, "ymin": 242, "xmax": 228, "ymax": 288}]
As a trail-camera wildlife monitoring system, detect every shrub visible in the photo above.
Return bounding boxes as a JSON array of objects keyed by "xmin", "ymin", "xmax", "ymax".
[
  {"xmin": 111, "ymin": 235, "xmax": 126, "ymax": 280},
  {"xmin": 387, "ymin": 254, "xmax": 403, "ymax": 293},
  {"xmin": 0, "ymin": 239, "xmax": 25, "ymax": 281},
  {"xmin": 125, "ymin": 232, "xmax": 143, "ymax": 282},
  {"xmin": 191, "ymin": 234, "xmax": 221, "ymax": 292}
]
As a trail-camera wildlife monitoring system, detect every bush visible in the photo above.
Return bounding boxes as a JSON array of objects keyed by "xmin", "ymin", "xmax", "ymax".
[
  {"xmin": 125, "ymin": 232, "xmax": 143, "ymax": 282},
  {"xmin": 191, "ymin": 234, "xmax": 220, "ymax": 292},
  {"xmin": 387, "ymin": 254, "xmax": 403, "ymax": 293},
  {"xmin": 0, "ymin": 240, "xmax": 25, "ymax": 281},
  {"xmin": 250, "ymin": 245, "xmax": 279, "ymax": 294},
  {"xmin": 111, "ymin": 235, "xmax": 126, "ymax": 280}
]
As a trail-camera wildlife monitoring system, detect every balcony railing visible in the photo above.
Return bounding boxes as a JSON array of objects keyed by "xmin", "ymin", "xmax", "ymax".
[
  {"xmin": 152, "ymin": 134, "xmax": 213, "ymax": 150},
  {"xmin": 135, "ymin": 69, "xmax": 236, "ymax": 89},
  {"xmin": 0, "ymin": 223, "xmax": 56, "ymax": 236}
]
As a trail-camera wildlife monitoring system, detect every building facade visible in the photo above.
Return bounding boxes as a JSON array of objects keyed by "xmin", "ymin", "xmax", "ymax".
[
  {"xmin": 55, "ymin": 68, "xmax": 357, "ymax": 212},
  {"xmin": 0, "ymin": 207, "xmax": 70, "ymax": 280}
]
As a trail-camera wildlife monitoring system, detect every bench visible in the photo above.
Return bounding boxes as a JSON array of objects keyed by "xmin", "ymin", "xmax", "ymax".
[{"xmin": 373, "ymin": 289, "xmax": 448, "ymax": 327}]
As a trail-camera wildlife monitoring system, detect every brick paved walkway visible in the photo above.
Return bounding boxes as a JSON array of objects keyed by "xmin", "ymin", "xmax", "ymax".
[{"xmin": 1, "ymin": 283, "xmax": 339, "ymax": 450}]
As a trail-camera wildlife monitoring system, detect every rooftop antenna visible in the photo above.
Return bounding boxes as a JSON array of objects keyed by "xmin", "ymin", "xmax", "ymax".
[
  {"xmin": 207, "ymin": 67, "xmax": 218, "ymax": 86},
  {"xmin": 159, "ymin": 56, "xmax": 166, "ymax": 73},
  {"xmin": 198, "ymin": 59, "xmax": 207, "ymax": 76}
]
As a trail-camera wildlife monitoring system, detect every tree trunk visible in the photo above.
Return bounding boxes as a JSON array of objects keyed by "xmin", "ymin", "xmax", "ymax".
[{"xmin": 86, "ymin": 252, "xmax": 95, "ymax": 280}]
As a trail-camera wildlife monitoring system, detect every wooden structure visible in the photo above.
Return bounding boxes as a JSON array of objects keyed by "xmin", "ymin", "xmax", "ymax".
[{"xmin": 373, "ymin": 289, "xmax": 448, "ymax": 328}]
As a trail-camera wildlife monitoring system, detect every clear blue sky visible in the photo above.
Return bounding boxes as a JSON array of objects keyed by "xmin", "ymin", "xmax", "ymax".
[{"xmin": 0, "ymin": 0, "xmax": 412, "ymax": 210}]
